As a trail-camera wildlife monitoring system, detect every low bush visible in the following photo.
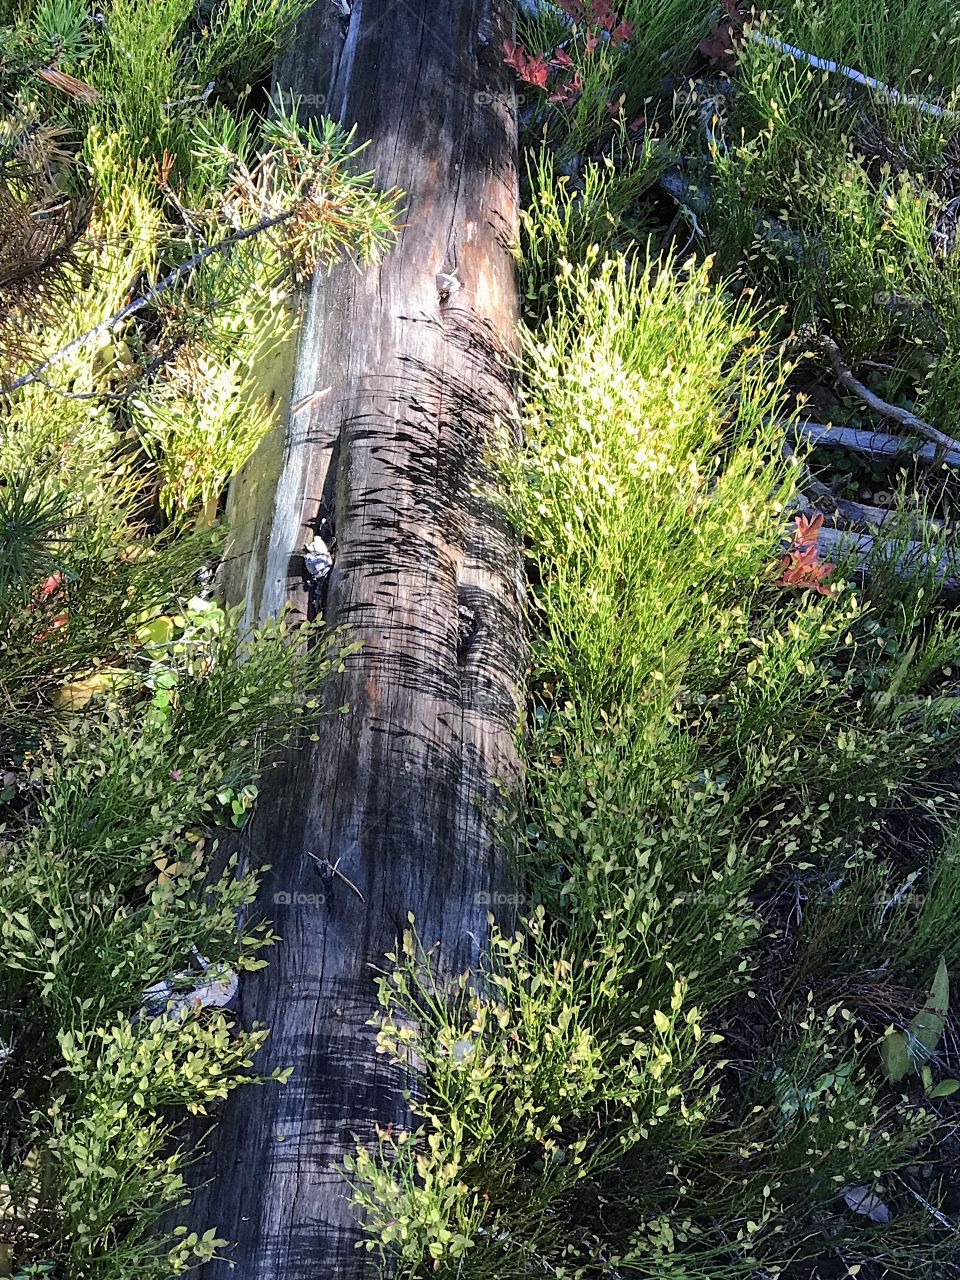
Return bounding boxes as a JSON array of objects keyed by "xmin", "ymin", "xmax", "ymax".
[{"xmin": 347, "ymin": 253, "xmax": 960, "ymax": 1277}]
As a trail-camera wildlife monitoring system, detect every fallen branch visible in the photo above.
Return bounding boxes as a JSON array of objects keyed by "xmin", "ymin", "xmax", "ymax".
[
  {"xmin": 4, "ymin": 208, "xmax": 295, "ymax": 395},
  {"xmin": 791, "ymin": 419, "xmax": 960, "ymax": 470},
  {"xmin": 815, "ymin": 524, "xmax": 960, "ymax": 602},
  {"xmin": 162, "ymin": 80, "xmax": 215, "ymax": 111},
  {"xmin": 749, "ymin": 30, "xmax": 956, "ymax": 120},
  {"xmin": 821, "ymin": 336, "xmax": 960, "ymax": 456},
  {"xmin": 792, "ymin": 488, "xmax": 940, "ymax": 535},
  {"xmin": 785, "ymin": 440, "xmax": 943, "ymax": 531}
]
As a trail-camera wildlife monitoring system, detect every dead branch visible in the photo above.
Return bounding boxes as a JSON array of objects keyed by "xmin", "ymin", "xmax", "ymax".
[
  {"xmin": 791, "ymin": 419, "xmax": 960, "ymax": 469},
  {"xmin": 784, "ymin": 439, "xmax": 923, "ymax": 532},
  {"xmin": 4, "ymin": 208, "xmax": 295, "ymax": 394},
  {"xmin": 821, "ymin": 336, "xmax": 960, "ymax": 455},
  {"xmin": 163, "ymin": 81, "xmax": 215, "ymax": 111},
  {"xmin": 815, "ymin": 523, "xmax": 960, "ymax": 602},
  {"xmin": 792, "ymin": 487, "xmax": 940, "ymax": 535},
  {"xmin": 749, "ymin": 30, "xmax": 956, "ymax": 120}
]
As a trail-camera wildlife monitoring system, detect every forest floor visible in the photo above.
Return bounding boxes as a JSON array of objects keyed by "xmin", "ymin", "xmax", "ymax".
[{"xmin": 7, "ymin": 1, "xmax": 960, "ymax": 1279}]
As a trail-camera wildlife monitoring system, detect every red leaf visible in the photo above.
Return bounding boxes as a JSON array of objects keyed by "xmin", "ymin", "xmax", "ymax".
[
  {"xmin": 589, "ymin": 0, "xmax": 618, "ymax": 32},
  {"xmin": 794, "ymin": 512, "xmax": 825, "ymax": 546},
  {"xmin": 523, "ymin": 53, "xmax": 550, "ymax": 88}
]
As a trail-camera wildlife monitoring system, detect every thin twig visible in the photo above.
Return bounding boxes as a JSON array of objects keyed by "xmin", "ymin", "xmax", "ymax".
[
  {"xmin": 163, "ymin": 80, "xmax": 215, "ymax": 111},
  {"xmin": 307, "ymin": 852, "xmax": 366, "ymax": 903},
  {"xmin": 291, "ymin": 386, "xmax": 332, "ymax": 414},
  {"xmin": 4, "ymin": 208, "xmax": 296, "ymax": 395},
  {"xmin": 158, "ymin": 179, "xmax": 206, "ymax": 240},
  {"xmin": 894, "ymin": 1174, "xmax": 958, "ymax": 1232},
  {"xmin": 749, "ymin": 30, "xmax": 957, "ymax": 120},
  {"xmin": 821, "ymin": 336, "xmax": 960, "ymax": 455}
]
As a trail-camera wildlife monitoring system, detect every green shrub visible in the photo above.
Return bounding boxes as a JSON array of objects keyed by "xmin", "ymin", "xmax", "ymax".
[{"xmin": 347, "ymin": 255, "xmax": 960, "ymax": 1277}]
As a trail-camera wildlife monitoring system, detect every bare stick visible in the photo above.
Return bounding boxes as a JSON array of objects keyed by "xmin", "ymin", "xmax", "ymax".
[
  {"xmin": 749, "ymin": 30, "xmax": 956, "ymax": 120},
  {"xmin": 792, "ymin": 487, "xmax": 940, "ymax": 535},
  {"xmin": 821, "ymin": 336, "xmax": 960, "ymax": 455},
  {"xmin": 5, "ymin": 208, "xmax": 295, "ymax": 395},
  {"xmin": 163, "ymin": 80, "xmax": 215, "ymax": 110},
  {"xmin": 791, "ymin": 419, "xmax": 960, "ymax": 469}
]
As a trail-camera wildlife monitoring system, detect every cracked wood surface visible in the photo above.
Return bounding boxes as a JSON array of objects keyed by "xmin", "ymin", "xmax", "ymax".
[{"xmin": 188, "ymin": 1, "xmax": 523, "ymax": 1275}]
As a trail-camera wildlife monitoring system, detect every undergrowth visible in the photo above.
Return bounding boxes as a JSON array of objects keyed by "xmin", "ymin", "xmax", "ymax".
[
  {"xmin": 345, "ymin": 2, "xmax": 960, "ymax": 1275},
  {"xmin": 347, "ymin": 249, "xmax": 960, "ymax": 1279},
  {"xmin": 10, "ymin": 0, "xmax": 960, "ymax": 1277},
  {"xmin": 0, "ymin": 0, "xmax": 398, "ymax": 1275}
]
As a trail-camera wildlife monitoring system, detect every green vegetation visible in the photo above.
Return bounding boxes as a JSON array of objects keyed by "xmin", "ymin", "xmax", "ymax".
[
  {"xmin": 0, "ymin": 1, "xmax": 398, "ymax": 1275},
  {"xmin": 345, "ymin": 1, "xmax": 960, "ymax": 1276},
  {"xmin": 10, "ymin": 0, "xmax": 960, "ymax": 1277}
]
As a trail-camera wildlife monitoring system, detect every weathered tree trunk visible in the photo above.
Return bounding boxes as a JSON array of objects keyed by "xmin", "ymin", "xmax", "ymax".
[{"xmin": 189, "ymin": 2, "xmax": 523, "ymax": 1276}]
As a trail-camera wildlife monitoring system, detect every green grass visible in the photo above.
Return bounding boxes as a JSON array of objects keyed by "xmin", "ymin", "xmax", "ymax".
[{"xmin": 762, "ymin": 0, "xmax": 960, "ymax": 100}]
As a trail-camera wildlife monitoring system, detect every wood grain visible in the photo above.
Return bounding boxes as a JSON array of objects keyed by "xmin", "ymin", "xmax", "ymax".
[{"xmin": 189, "ymin": 2, "xmax": 523, "ymax": 1275}]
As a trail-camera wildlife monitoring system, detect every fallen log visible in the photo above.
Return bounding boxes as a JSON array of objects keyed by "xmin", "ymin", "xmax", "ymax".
[
  {"xmin": 815, "ymin": 524, "xmax": 960, "ymax": 602},
  {"xmin": 186, "ymin": 2, "xmax": 524, "ymax": 1276}
]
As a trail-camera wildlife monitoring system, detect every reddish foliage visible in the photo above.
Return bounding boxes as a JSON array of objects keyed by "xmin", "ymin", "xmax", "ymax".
[
  {"xmin": 549, "ymin": 70, "xmax": 583, "ymax": 103},
  {"xmin": 699, "ymin": 0, "xmax": 754, "ymax": 69},
  {"xmin": 502, "ymin": 0, "xmax": 634, "ymax": 103},
  {"xmin": 502, "ymin": 40, "xmax": 550, "ymax": 88},
  {"xmin": 775, "ymin": 513, "xmax": 836, "ymax": 596},
  {"xmin": 29, "ymin": 570, "xmax": 69, "ymax": 639}
]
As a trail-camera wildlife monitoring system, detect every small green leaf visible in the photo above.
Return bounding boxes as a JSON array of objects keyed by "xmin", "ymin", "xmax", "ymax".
[
  {"xmin": 928, "ymin": 1079, "xmax": 960, "ymax": 1098},
  {"xmin": 879, "ymin": 1029, "xmax": 912, "ymax": 1083},
  {"xmin": 910, "ymin": 958, "xmax": 949, "ymax": 1055}
]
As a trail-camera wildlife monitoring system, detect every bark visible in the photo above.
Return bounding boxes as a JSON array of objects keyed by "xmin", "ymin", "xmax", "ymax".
[{"xmin": 188, "ymin": 2, "xmax": 523, "ymax": 1275}]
